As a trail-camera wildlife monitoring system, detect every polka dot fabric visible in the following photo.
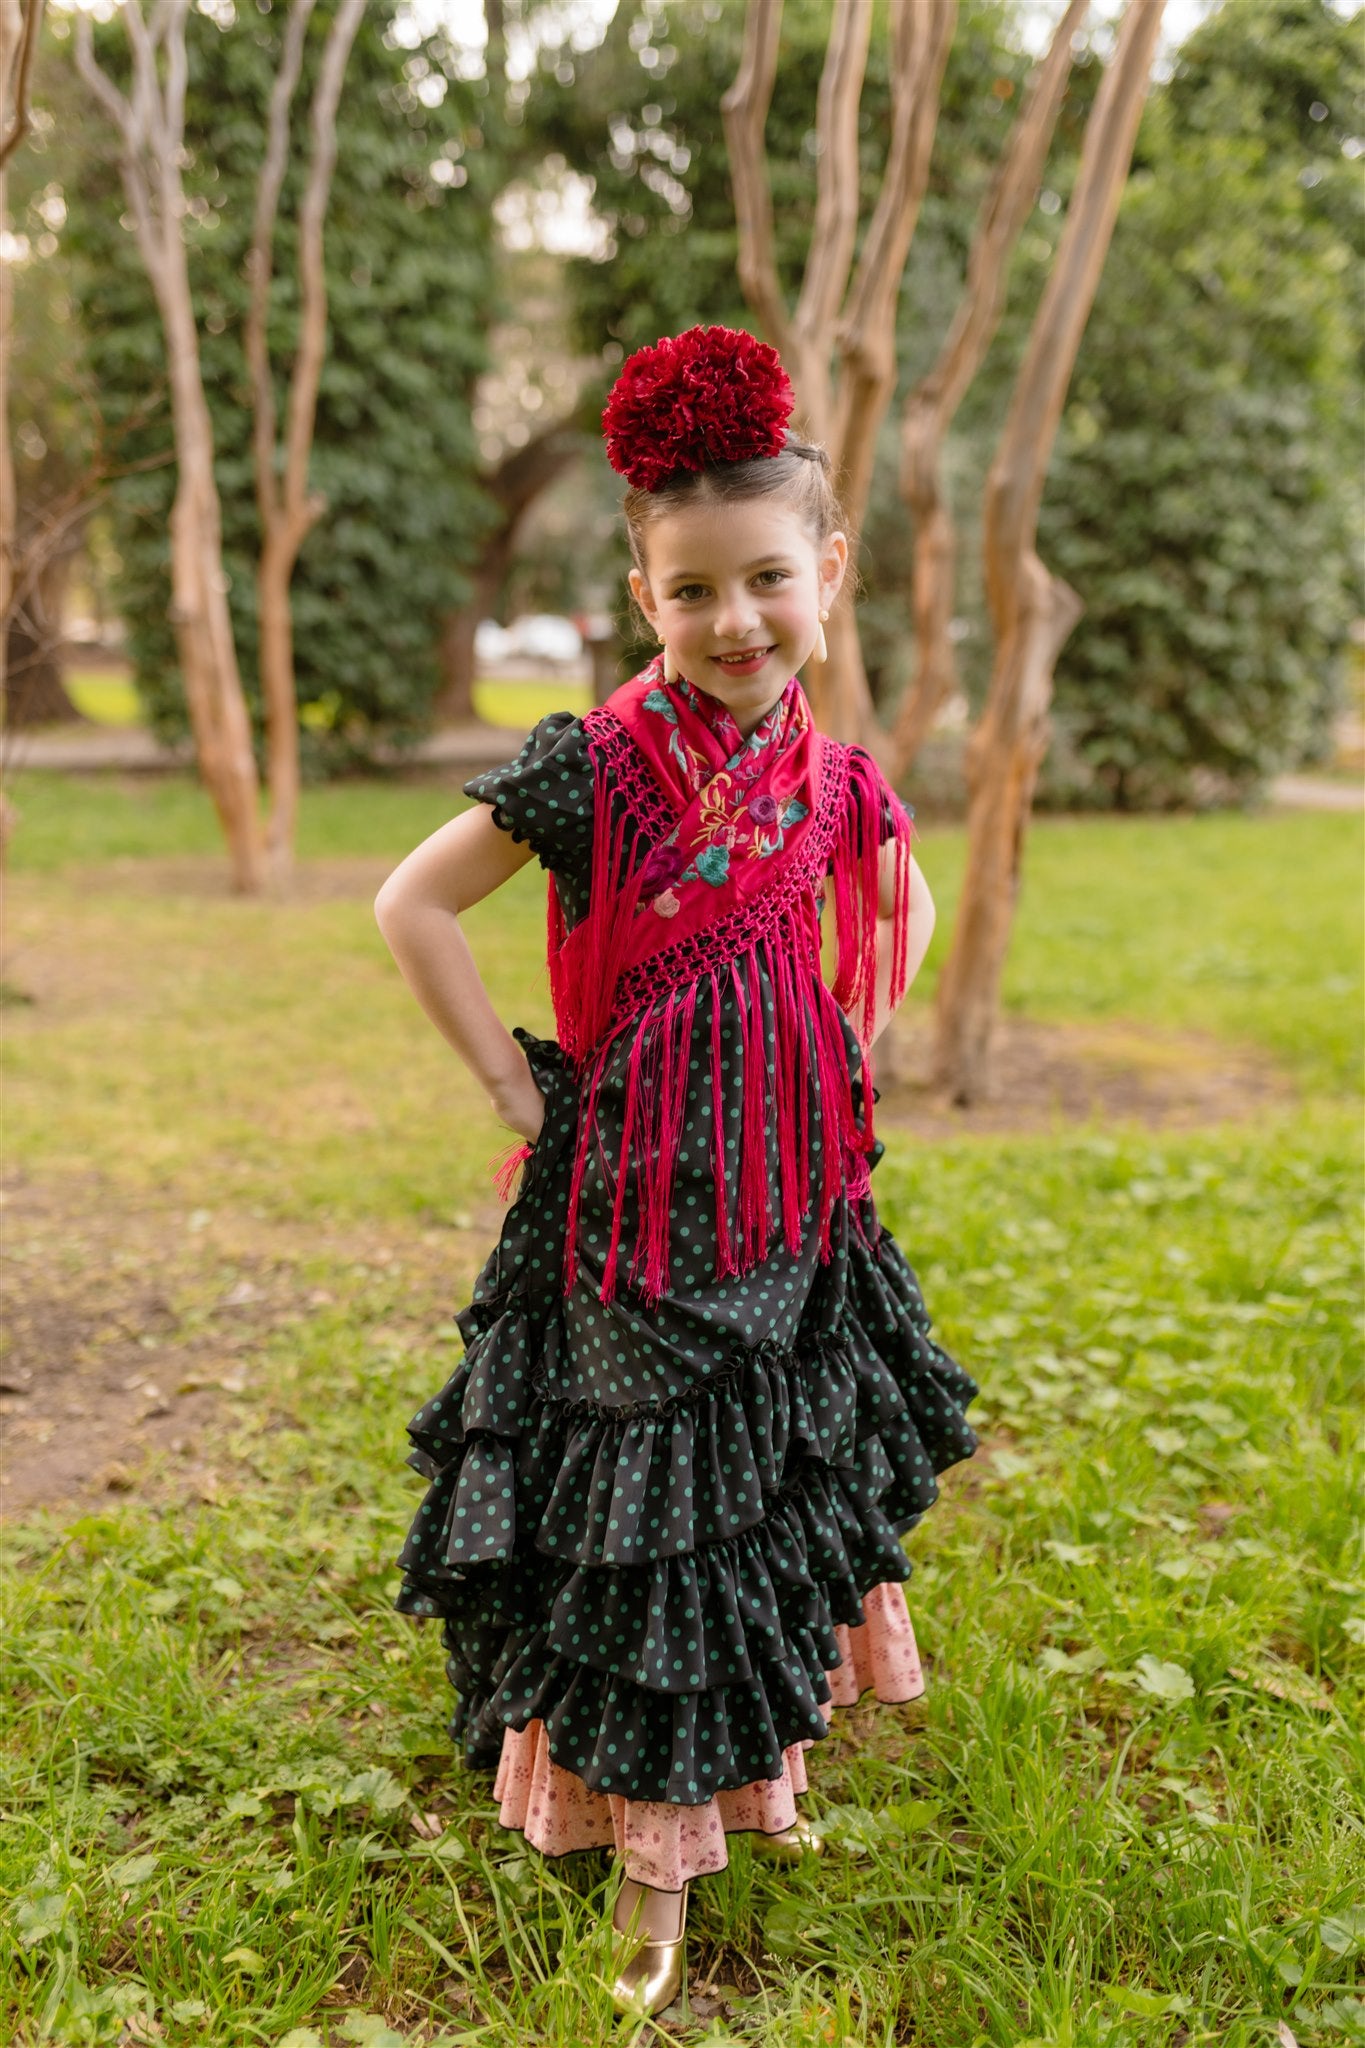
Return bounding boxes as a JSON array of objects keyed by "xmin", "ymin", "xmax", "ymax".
[
  {"xmin": 490, "ymin": 1580, "xmax": 925, "ymax": 1886},
  {"xmin": 395, "ymin": 709, "xmax": 979, "ymax": 1870}
]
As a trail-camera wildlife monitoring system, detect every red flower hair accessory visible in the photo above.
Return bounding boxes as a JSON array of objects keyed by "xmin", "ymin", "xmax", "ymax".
[{"xmin": 602, "ymin": 324, "xmax": 796, "ymax": 492}]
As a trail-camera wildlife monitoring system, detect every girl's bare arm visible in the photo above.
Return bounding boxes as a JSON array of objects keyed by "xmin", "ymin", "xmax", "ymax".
[{"xmin": 374, "ymin": 805, "xmax": 549, "ymax": 1143}]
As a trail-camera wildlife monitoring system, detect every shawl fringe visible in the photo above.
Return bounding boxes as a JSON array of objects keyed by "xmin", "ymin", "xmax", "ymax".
[{"xmin": 540, "ymin": 726, "xmax": 917, "ymax": 1310}]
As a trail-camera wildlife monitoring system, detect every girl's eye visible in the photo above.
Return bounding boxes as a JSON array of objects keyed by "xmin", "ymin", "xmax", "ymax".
[{"xmin": 672, "ymin": 571, "xmax": 787, "ymax": 602}]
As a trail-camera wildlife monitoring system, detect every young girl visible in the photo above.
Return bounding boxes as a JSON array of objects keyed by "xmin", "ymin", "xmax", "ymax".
[{"xmin": 375, "ymin": 324, "xmax": 979, "ymax": 2019}]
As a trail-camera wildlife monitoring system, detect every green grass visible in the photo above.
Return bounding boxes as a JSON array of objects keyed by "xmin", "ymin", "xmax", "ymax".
[
  {"xmin": 54, "ymin": 672, "xmax": 592, "ymax": 733},
  {"xmin": 2, "ymin": 780, "xmax": 1362, "ymax": 2046},
  {"xmin": 63, "ymin": 669, "xmax": 142, "ymax": 727}
]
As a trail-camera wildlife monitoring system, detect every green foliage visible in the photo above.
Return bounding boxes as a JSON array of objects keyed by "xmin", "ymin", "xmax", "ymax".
[
  {"xmin": 526, "ymin": 0, "xmax": 1361, "ymax": 807},
  {"xmin": 58, "ymin": 3, "xmax": 503, "ymax": 766},
  {"xmin": 1038, "ymin": 0, "xmax": 1364, "ymax": 808}
]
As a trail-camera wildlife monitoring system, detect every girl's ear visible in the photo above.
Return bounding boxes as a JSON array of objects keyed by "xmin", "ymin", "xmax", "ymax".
[
  {"xmin": 628, "ymin": 566, "xmax": 658, "ymax": 630},
  {"xmin": 819, "ymin": 531, "xmax": 849, "ymax": 610}
]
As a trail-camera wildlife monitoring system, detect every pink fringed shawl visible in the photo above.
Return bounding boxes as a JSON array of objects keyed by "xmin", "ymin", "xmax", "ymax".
[{"xmin": 528, "ymin": 655, "xmax": 915, "ymax": 1308}]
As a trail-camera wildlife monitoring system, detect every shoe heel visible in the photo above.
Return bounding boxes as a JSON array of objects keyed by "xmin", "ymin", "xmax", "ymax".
[{"xmin": 609, "ymin": 1875, "xmax": 688, "ymax": 2018}]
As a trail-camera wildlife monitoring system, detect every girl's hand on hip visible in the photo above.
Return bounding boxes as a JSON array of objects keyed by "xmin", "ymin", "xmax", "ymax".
[{"xmin": 489, "ymin": 1059, "xmax": 547, "ymax": 1146}]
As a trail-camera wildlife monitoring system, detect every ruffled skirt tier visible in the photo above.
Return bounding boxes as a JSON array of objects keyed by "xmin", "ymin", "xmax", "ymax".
[{"xmin": 491, "ymin": 1579, "xmax": 925, "ymax": 1886}]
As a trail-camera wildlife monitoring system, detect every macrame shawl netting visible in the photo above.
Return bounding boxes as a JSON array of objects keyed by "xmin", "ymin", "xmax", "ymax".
[{"xmin": 535, "ymin": 654, "xmax": 915, "ymax": 1311}]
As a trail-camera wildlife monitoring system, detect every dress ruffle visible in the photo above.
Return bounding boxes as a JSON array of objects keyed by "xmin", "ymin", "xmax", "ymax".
[
  {"xmin": 395, "ymin": 1030, "xmax": 979, "ymax": 1809},
  {"xmin": 490, "ymin": 1580, "xmax": 924, "ymax": 1888}
]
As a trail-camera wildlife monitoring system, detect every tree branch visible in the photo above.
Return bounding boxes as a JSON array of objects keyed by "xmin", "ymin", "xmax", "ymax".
[
  {"xmin": 889, "ymin": 0, "xmax": 1087, "ymax": 774},
  {"xmin": 73, "ymin": 12, "xmax": 163, "ymax": 287},
  {"xmin": 245, "ymin": 0, "xmax": 316, "ymax": 532},
  {"xmin": 985, "ymin": 0, "xmax": 1167, "ymax": 627},
  {"xmin": 792, "ymin": 0, "xmax": 873, "ymax": 354},
  {"xmin": 921, "ymin": 0, "xmax": 1086, "ymax": 427},
  {"xmin": 828, "ymin": 0, "xmax": 954, "ymax": 510},
  {"xmin": 0, "ymin": 0, "xmax": 45, "ymax": 171},
  {"xmin": 719, "ymin": 0, "xmax": 788, "ymax": 354},
  {"xmin": 283, "ymin": 0, "xmax": 365, "ymax": 542}
]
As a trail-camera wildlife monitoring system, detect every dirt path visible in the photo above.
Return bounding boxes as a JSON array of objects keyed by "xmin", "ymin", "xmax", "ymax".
[
  {"xmin": 875, "ymin": 1010, "xmax": 1299, "ymax": 1138},
  {"xmin": 0, "ymin": 1178, "xmax": 491, "ymax": 1523},
  {"xmin": 1, "ymin": 1013, "xmax": 1302, "ymax": 1524}
]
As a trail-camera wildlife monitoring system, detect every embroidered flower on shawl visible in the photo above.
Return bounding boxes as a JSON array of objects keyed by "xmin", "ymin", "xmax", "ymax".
[
  {"xmin": 639, "ymin": 841, "xmax": 687, "ymax": 896},
  {"xmin": 634, "ymin": 666, "xmax": 821, "ymax": 903}
]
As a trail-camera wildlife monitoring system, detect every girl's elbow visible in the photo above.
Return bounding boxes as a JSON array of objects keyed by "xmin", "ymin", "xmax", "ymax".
[
  {"xmin": 374, "ymin": 872, "xmax": 408, "ymax": 936},
  {"xmin": 916, "ymin": 871, "xmax": 936, "ymax": 932}
]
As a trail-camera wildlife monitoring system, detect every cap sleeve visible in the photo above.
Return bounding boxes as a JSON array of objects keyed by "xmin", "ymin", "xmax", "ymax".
[{"xmin": 462, "ymin": 710, "xmax": 593, "ymax": 882}]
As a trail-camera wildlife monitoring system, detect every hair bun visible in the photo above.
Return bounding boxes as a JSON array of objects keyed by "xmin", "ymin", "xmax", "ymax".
[{"xmin": 602, "ymin": 324, "xmax": 796, "ymax": 492}]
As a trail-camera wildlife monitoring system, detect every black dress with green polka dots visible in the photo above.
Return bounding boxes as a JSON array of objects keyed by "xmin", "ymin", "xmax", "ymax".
[{"xmin": 395, "ymin": 710, "xmax": 979, "ymax": 1804}]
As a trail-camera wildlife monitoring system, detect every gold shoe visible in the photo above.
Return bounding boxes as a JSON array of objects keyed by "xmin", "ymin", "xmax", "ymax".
[
  {"xmin": 609, "ymin": 1875, "xmax": 688, "ymax": 2018},
  {"xmin": 750, "ymin": 1815, "xmax": 827, "ymax": 1862}
]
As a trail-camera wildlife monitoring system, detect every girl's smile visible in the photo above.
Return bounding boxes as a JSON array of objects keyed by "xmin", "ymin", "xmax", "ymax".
[{"xmin": 711, "ymin": 646, "xmax": 775, "ymax": 675}]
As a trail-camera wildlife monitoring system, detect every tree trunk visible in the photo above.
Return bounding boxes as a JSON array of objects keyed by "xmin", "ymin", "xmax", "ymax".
[
  {"xmin": 257, "ymin": 533, "xmax": 303, "ymax": 876},
  {"xmin": 246, "ymin": 0, "xmax": 365, "ymax": 890},
  {"xmin": 5, "ymin": 0, "xmax": 57, "ymax": 967},
  {"xmin": 724, "ymin": 0, "xmax": 952, "ymax": 742},
  {"xmin": 588, "ymin": 631, "xmax": 622, "ymax": 706},
  {"xmin": 4, "ymin": 548, "xmax": 82, "ymax": 725},
  {"xmin": 75, "ymin": 2, "xmax": 266, "ymax": 893},
  {"xmin": 3, "ymin": 633, "xmax": 81, "ymax": 724},
  {"xmin": 161, "ymin": 273, "xmax": 266, "ymax": 893},
  {"xmin": 931, "ymin": 0, "xmax": 1166, "ymax": 1104},
  {"xmin": 433, "ymin": 546, "xmax": 510, "ymax": 724},
  {"xmin": 814, "ymin": 599, "xmax": 881, "ymax": 756},
  {"xmin": 931, "ymin": 556, "xmax": 1083, "ymax": 1101},
  {"xmin": 431, "ymin": 422, "xmax": 584, "ymax": 726},
  {"xmin": 890, "ymin": 0, "xmax": 1089, "ymax": 782}
]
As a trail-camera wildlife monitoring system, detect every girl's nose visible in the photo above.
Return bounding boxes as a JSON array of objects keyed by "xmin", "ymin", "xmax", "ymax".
[{"xmin": 713, "ymin": 585, "xmax": 762, "ymax": 636}]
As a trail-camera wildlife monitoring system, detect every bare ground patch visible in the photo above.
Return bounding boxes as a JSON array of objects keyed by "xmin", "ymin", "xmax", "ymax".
[
  {"xmin": 0, "ymin": 1172, "xmax": 492, "ymax": 1522},
  {"xmin": 2, "ymin": 1014, "xmax": 1302, "ymax": 1521},
  {"xmin": 64, "ymin": 853, "xmax": 402, "ymax": 903},
  {"xmin": 877, "ymin": 1010, "xmax": 1299, "ymax": 1137}
]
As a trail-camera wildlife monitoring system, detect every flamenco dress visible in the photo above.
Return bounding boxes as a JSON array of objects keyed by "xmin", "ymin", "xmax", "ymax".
[{"xmin": 394, "ymin": 672, "xmax": 979, "ymax": 1891}]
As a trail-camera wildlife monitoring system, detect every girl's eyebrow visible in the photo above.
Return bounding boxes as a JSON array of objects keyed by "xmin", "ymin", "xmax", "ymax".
[{"xmin": 664, "ymin": 555, "xmax": 795, "ymax": 582}]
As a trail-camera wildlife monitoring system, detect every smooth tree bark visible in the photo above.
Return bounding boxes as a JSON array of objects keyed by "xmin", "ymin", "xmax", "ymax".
[
  {"xmin": 890, "ymin": 0, "xmax": 1089, "ymax": 779},
  {"xmin": 1, "ymin": 0, "xmax": 46, "ymax": 869},
  {"xmin": 245, "ymin": 0, "xmax": 365, "ymax": 886},
  {"xmin": 1, "ymin": 0, "xmax": 45, "ymax": 697},
  {"xmin": 931, "ymin": 0, "xmax": 1168, "ymax": 1105},
  {"xmin": 75, "ymin": 0, "xmax": 265, "ymax": 892},
  {"xmin": 723, "ymin": 0, "xmax": 955, "ymax": 745}
]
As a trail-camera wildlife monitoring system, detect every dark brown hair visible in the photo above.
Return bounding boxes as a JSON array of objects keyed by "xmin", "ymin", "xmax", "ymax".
[{"xmin": 621, "ymin": 429, "xmax": 860, "ymax": 634}]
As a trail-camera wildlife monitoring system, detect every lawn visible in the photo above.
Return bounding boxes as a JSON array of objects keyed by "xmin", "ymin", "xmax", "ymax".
[
  {"xmin": 1, "ymin": 776, "xmax": 1361, "ymax": 2048},
  {"xmin": 57, "ymin": 669, "xmax": 594, "ymax": 734}
]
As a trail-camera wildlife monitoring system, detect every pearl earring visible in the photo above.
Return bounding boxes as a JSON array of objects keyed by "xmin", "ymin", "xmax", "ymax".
[
  {"xmin": 814, "ymin": 608, "xmax": 830, "ymax": 665},
  {"xmin": 662, "ymin": 642, "xmax": 680, "ymax": 684}
]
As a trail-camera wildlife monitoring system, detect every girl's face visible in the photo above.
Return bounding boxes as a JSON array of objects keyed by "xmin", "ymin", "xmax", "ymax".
[{"xmin": 628, "ymin": 496, "xmax": 848, "ymax": 735}]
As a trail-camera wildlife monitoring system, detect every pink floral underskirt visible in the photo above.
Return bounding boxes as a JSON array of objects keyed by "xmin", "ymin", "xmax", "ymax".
[{"xmin": 491, "ymin": 1579, "xmax": 925, "ymax": 1888}]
